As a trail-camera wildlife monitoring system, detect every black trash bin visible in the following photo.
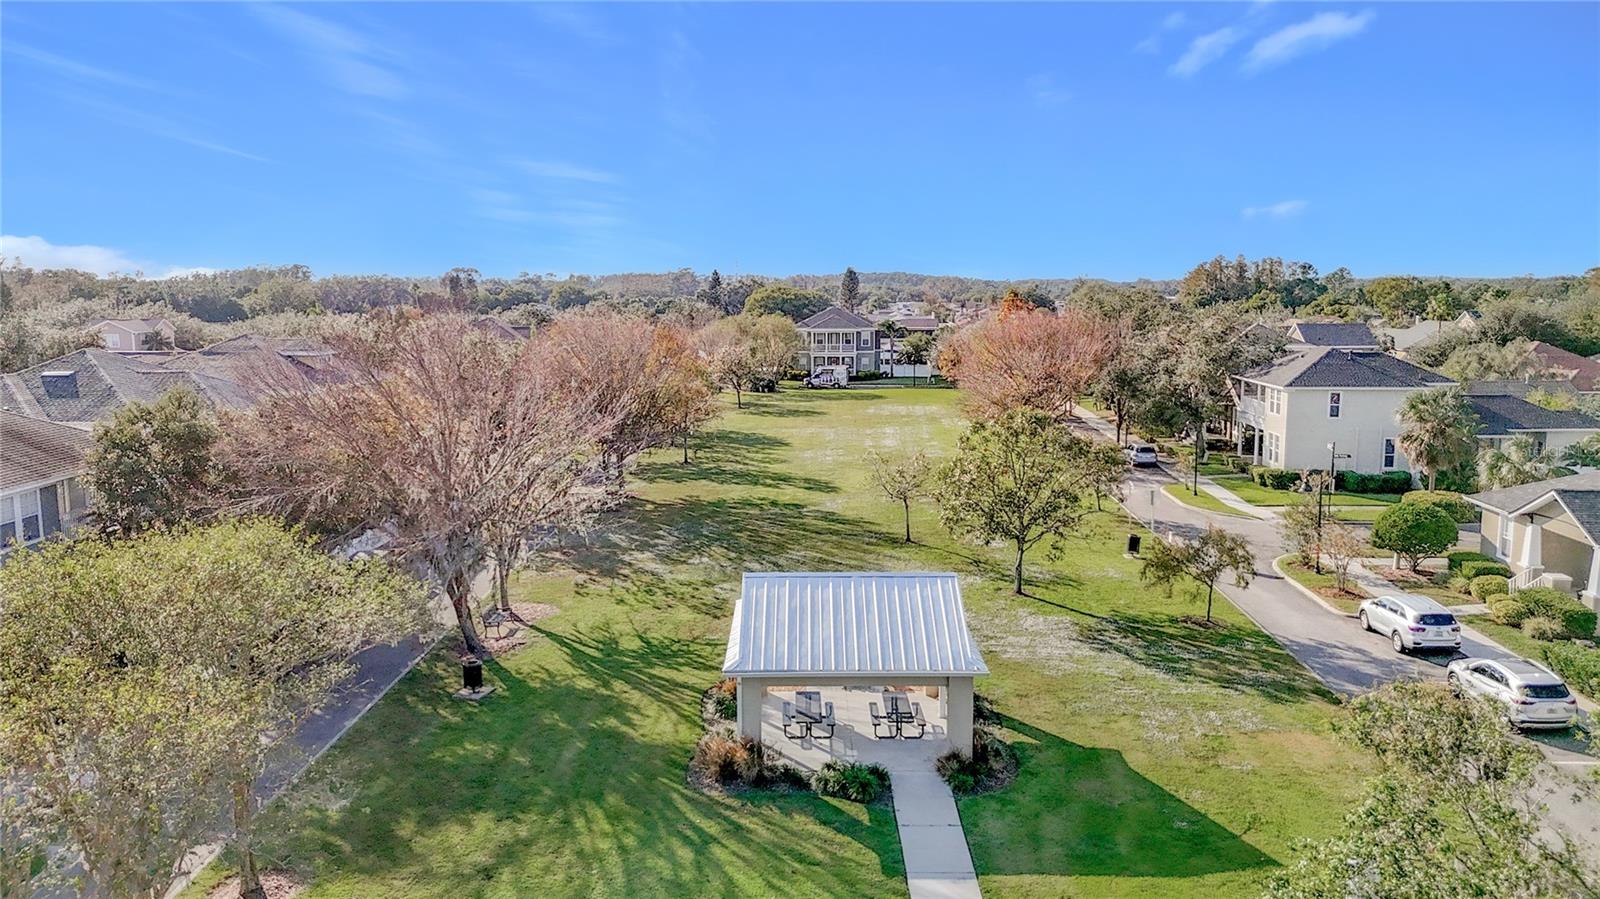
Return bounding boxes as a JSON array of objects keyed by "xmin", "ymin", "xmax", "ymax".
[
  {"xmin": 1126, "ymin": 534, "xmax": 1142, "ymax": 556},
  {"xmin": 462, "ymin": 657, "xmax": 484, "ymax": 691}
]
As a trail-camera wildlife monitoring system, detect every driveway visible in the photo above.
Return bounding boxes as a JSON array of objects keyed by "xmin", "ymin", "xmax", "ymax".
[{"xmin": 1076, "ymin": 412, "xmax": 1599, "ymax": 851}]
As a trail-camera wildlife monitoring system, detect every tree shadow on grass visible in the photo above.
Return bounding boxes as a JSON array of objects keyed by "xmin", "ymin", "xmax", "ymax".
[
  {"xmin": 257, "ymin": 646, "xmax": 907, "ymax": 898},
  {"xmin": 635, "ymin": 427, "xmax": 840, "ymax": 493},
  {"xmin": 1074, "ymin": 610, "xmax": 1336, "ymax": 706},
  {"xmin": 553, "ymin": 496, "xmax": 901, "ymax": 582},
  {"xmin": 960, "ymin": 714, "xmax": 1278, "ymax": 878}
]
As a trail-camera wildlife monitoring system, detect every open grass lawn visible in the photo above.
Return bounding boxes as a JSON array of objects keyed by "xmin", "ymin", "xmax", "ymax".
[
  {"xmin": 192, "ymin": 388, "xmax": 1365, "ymax": 899},
  {"xmin": 1162, "ymin": 483, "xmax": 1250, "ymax": 518},
  {"xmin": 1212, "ymin": 475, "xmax": 1400, "ymax": 510},
  {"xmin": 1276, "ymin": 556, "xmax": 1364, "ymax": 615}
]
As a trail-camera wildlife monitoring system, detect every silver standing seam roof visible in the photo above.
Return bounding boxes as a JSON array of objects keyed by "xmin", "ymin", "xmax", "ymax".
[{"xmin": 722, "ymin": 572, "xmax": 988, "ymax": 677}]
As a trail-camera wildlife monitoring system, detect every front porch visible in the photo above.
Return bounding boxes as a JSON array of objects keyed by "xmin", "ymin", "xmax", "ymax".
[{"xmin": 1479, "ymin": 501, "xmax": 1600, "ymax": 611}]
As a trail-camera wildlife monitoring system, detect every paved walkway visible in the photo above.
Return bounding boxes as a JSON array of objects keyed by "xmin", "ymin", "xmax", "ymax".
[
  {"xmin": 1190, "ymin": 474, "xmax": 1274, "ymax": 519},
  {"xmin": 891, "ymin": 769, "xmax": 982, "ymax": 899}
]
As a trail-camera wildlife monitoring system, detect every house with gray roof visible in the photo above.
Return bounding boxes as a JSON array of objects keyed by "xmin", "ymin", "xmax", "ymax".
[
  {"xmin": 89, "ymin": 317, "xmax": 177, "ymax": 354},
  {"xmin": 1467, "ymin": 472, "xmax": 1600, "ymax": 613},
  {"xmin": 1464, "ymin": 394, "xmax": 1600, "ymax": 457},
  {"xmin": 1233, "ymin": 347, "xmax": 1452, "ymax": 474},
  {"xmin": 0, "ymin": 411, "xmax": 92, "ymax": 557},
  {"xmin": 796, "ymin": 306, "xmax": 879, "ymax": 374},
  {"xmin": 1287, "ymin": 321, "xmax": 1380, "ymax": 350}
]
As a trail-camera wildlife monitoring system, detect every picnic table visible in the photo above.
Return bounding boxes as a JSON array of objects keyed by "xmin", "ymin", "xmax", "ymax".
[
  {"xmin": 871, "ymin": 691, "xmax": 926, "ymax": 739},
  {"xmin": 782, "ymin": 690, "xmax": 835, "ymax": 740}
]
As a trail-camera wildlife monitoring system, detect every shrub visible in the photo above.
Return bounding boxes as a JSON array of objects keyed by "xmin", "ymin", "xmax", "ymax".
[
  {"xmin": 1489, "ymin": 599, "xmax": 1530, "ymax": 627},
  {"xmin": 1541, "ymin": 642, "xmax": 1600, "ymax": 698},
  {"xmin": 1448, "ymin": 575, "xmax": 1474, "ymax": 595},
  {"xmin": 1229, "ymin": 456, "xmax": 1252, "ymax": 474},
  {"xmin": 852, "ymin": 370, "xmax": 885, "ymax": 382},
  {"xmin": 1459, "ymin": 560, "xmax": 1512, "ymax": 581},
  {"xmin": 1251, "ymin": 466, "xmax": 1304, "ymax": 490},
  {"xmin": 1522, "ymin": 616, "xmax": 1566, "ymax": 641},
  {"xmin": 1469, "ymin": 575, "xmax": 1510, "ymax": 600},
  {"xmin": 934, "ymin": 725, "xmax": 1019, "ymax": 795},
  {"xmin": 812, "ymin": 761, "xmax": 891, "ymax": 803},
  {"xmin": 690, "ymin": 733, "xmax": 746, "ymax": 785},
  {"xmin": 1402, "ymin": 490, "xmax": 1478, "ymax": 523},
  {"xmin": 709, "ymin": 678, "xmax": 738, "ymax": 720},
  {"xmin": 1337, "ymin": 470, "xmax": 1414, "ymax": 494},
  {"xmin": 783, "ymin": 369, "xmax": 808, "ymax": 382},
  {"xmin": 1446, "ymin": 551, "xmax": 1494, "ymax": 572},
  {"xmin": 1513, "ymin": 587, "xmax": 1598, "ymax": 638},
  {"xmin": 1370, "ymin": 502, "xmax": 1459, "ymax": 572}
]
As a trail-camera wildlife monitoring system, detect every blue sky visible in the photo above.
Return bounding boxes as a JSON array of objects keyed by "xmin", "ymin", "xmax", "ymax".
[{"xmin": 2, "ymin": 2, "xmax": 1596, "ymax": 281}]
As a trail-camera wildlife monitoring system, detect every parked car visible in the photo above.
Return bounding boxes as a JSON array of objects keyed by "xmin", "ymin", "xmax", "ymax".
[
  {"xmin": 1126, "ymin": 444, "xmax": 1159, "ymax": 468},
  {"xmin": 803, "ymin": 367, "xmax": 849, "ymax": 389},
  {"xmin": 1357, "ymin": 594, "xmax": 1462, "ymax": 653},
  {"xmin": 1446, "ymin": 657, "xmax": 1579, "ymax": 729}
]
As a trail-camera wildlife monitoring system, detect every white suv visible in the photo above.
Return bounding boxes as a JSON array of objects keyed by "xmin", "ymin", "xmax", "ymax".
[
  {"xmin": 1358, "ymin": 594, "xmax": 1462, "ymax": 653},
  {"xmin": 1447, "ymin": 657, "xmax": 1579, "ymax": 729}
]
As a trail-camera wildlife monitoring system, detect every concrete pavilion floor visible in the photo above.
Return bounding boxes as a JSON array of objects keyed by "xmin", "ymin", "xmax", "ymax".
[{"xmin": 758, "ymin": 685, "xmax": 953, "ymax": 773}]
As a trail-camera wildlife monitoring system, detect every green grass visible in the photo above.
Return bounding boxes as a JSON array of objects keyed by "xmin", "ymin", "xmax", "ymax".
[
  {"xmin": 1276, "ymin": 556, "xmax": 1364, "ymax": 615},
  {"xmin": 1463, "ymin": 615, "xmax": 1552, "ymax": 662},
  {"xmin": 1162, "ymin": 483, "xmax": 1251, "ymax": 517},
  {"xmin": 191, "ymin": 387, "xmax": 1364, "ymax": 899},
  {"xmin": 1212, "ymin": 476, "xmax": 1399, "ymax": 510}
]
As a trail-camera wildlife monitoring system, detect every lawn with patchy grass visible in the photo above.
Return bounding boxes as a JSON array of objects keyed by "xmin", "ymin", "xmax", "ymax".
[
  {"xmin": 1276, "ymin": 556, "xmax": 1364, "ymax": 615},
  {"xmin": 190, "ymin": 387, "xmax": 1364, "ymax": 899},
  {"xmin": 1162, "ymin": 483, "xmax": 1250, "ymax": 517}
]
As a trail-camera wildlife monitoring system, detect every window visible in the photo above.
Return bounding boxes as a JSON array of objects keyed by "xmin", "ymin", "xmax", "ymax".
[
  {"xmin": 105, "ymin": 332, "xmax": 122, "ymax": 348},
  {"xmin": 17, "ymin": 491, "xmax": 40, "ymax": 542},
  {"xmin": 1498, "ymin": 515, "xmax": 1513, "ymax": 555},
  {"xmin": 1383, "ymin": 438, "xmax": 1396, "ymax": 469},
  {"xmin": 1328, "ymin": 392, "xmax": 1341, "ymax": 418},
  {"xmin": 1267, "ymin": 388, "xmax": 1282, "ymax": 415},
  {"xmin": 0, "ymin": 495, "xmax": 14, "ymax": 548},
  {"xmin": 1265, "ymin": 432, "xmax": 1282, "ymax": 465},
  {"xmin": 813, "ymin": 334, "xmax": 824, "ymax": 347}
]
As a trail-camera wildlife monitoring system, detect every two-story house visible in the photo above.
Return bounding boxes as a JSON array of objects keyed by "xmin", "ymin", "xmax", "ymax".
[
  {"xmin": 796, "ymin": 307, "xmax": 879, "ymax": 375},
  {"xmin": 0, "ymin": 411, "xmax": 92, "ymax": 557},
  {"xmin": 1234, "ymin": 348, "xmax": 1453, "ymax": 473},
  {"xmin": 90, "ymin": 318, "xmax": 177, "ymax": 353}
]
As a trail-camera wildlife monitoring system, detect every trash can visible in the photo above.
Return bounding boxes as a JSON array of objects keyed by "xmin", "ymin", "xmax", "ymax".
[
  {"xmin": 1126, "ymin": 534, "xmax": 1142, "ymax": 556},
  {"xmin": 462, "ymin": 657, "xmax": 484, "ymax": 691}
]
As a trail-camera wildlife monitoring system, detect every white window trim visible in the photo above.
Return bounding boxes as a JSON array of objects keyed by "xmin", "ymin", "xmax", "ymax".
[
  {"xmin": 1382, "ymin": 438, "xmax": 1396, "ymax": 470},
  {"xmin": 1328, "ymin": 391, "xmax": 1341, "ymax": 418}
]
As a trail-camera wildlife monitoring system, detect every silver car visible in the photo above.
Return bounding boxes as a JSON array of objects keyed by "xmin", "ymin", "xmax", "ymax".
[
  {"xmin": 1447, "ymin": 657, "xmax": 1578, "ymax": 729},
  {"xmin": 1357, "ymin": 594, "xmax": 1462, "ymax": 653},
  {"xmin": 1126, "ymin": 444, "xmax": 1159, "ymax": 468}
]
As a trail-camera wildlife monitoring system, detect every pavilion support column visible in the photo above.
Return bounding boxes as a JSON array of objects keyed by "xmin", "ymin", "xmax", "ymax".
[
  {"xmin": 735, "ymin": 677, "xmax": 765, "ymax": 741},
  {"xmin": 947, "ymin": 677, "xmax": 975, "ymax": 756}
]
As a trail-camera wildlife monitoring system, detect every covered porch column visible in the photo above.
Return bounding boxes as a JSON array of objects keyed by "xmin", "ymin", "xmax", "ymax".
[
  {"xmin": 1585, "ymin": 546, "xmax": 1600, "ymax": 611},
  {"xmin": 946, "ymin": 676, "xmax": 974, "ymax": 755},
  {"xmin": 1519, "ymin": 516, "xmax": 1544, "ymax": 570},
  {"xmin": 735, "ymin": 676, "xmax": 768, "ymax": 741}
]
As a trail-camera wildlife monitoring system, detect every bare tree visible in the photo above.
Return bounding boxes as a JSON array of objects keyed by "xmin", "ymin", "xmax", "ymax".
[
  {"xmin": 220, "ymin": 312, "xmax": 612, "ymax": 656},
  {"xmin": 866, "ymin": 450, "xmax": 932, "ymax": 542},
  {"xmin": 698, "ymin": 313, "xmax": 803, "ymax": 408}
]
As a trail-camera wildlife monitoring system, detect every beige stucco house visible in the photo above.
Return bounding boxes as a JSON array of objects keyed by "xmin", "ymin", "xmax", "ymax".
[
  {"xmin": 90, "ymin": 318, "xmax": 177, "ymax": 353},
  {"xmin": 1467, "ymin": 473, "xmax": 1600, "ymax": 613}
]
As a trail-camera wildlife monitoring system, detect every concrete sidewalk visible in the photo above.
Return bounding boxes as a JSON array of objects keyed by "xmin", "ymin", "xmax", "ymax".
[{"xmin": 891, "ymin": 769, "xmax": 982, "ymax": 899}]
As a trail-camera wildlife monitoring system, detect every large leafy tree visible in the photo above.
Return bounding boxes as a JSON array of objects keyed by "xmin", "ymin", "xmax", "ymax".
[
  {"xmin": 697, "ymin": 313, "xmax": 804, "ymax": 408},
  {"xmin": 1477, "ymin": 434, "xmax": 1574, "ymax": 490},
  {"xmin": 897, "ymin": 332, "xmax": 934, "ymax": 384},
  {"xmin": 936, "ymin": 409, "xmax": 1094, "ymax": 594},
  {"xmin": 1268, "ymin": 683, "xmax": 1599, "ymax": 899},
  {"xmin": 0, "ymin": 519, "xmax": 428, "ymax": 899},
  {"xmin": 1370, "ymin": 501, "xmax": 1459, "ymax": 572},
  {"xmin": 1397, "ymin": 386, "xmax": 1480, "ymax": 491},
  {"xmin": 939, "ymin": 305, "xmax": 1116, "ymax": 421},
  {"xmin": 1139, "ymin": 525, "xmax": 1255, "ymax": 623},
  {"xmin": 742, "ymin": 284, "xmax": 830, "ymax": 321},
  {"xmin": 1141, "ymin": 308, "xmax": 1283, "ymax": 466},
  {"xmin": 839, "ymin": 267, "xmax": 860, "ymax": 308},
  {"xmin": 86, "ymin": 387, "xmax": 221, "ymax": 535},
  {"xmin": 221, "ymin": 312, "xmax": 611, "ymax": 657}
]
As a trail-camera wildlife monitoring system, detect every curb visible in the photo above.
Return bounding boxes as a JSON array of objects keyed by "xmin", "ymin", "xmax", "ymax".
[{"xmin": 1271, "ymin": 555, "xmax": 1359, "ymax": 619}]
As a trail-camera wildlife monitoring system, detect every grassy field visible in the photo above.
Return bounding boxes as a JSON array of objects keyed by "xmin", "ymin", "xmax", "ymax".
[{"xmin": 190, "ymin": 387, "xmax": 1364, "ymax": 899}]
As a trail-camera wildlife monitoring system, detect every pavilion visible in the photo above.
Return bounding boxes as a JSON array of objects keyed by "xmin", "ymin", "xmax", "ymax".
[{"xmin": 721, "ymin": 571, "xmax": 988, "ymax": 760}]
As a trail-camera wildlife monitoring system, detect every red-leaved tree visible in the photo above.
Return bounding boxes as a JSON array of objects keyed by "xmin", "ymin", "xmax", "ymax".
[{"xmin": 939, "ymin": 304, "xmax": 1116, "ymax": 421}]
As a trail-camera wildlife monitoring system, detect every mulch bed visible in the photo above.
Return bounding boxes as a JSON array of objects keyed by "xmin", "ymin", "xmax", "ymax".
[
  {"xmin": 207, "ymin": 872, "xmax": 306, "ymax": 899},
  {"xmin": 462, "ymin": 602, "xmax": 558, "ymax": 656}
]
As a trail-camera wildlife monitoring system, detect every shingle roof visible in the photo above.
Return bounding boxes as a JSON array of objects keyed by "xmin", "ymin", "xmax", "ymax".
[
  {"xmin": 160, "ymin": 335, "xmax": 341, "ymax": 397},
  {"xmin": 722, "ymin": 572, "xmax": 988, "ymax": 677},
  {"xmin": 1240, "ymin": 348, "xmax": 1453, "ymax": 389},
  {"xmin": 94, "ymin": 318, "xmax": 172, "ymax": 330},
  {"xmin": 0, "ymin": 412, "xmax": 91, "ymax": 490},
  {"xmin": 893, "ymin": 316, "xmax": 939, "ymax": 331},
  {"xmin": 0, "ymin": 349, "xmax": 200, "ymax": 424},
  {"xmin": 1466, "ymin": 394, "xmax": 1600, "ymax": 436},
  {"xmin": 797, "ymin": 306, "xmax": 874, "ymax": 330},
  {"xmin": 1289, "ymin": 322, "xmax": 1379, "ymax": 347},
  {"xmin": 1466, "ymin": 472, "xmax": 1600, "ymax": 513},
  {"xmin": 1528, "ymin": 341, "xmax": 1600, "ymax": 391}
]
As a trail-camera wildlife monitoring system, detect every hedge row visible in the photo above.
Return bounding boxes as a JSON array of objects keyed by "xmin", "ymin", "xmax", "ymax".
[
  {"xmin": 1513, "ymin": 587, "xmax": 1599, "ymax": 639},
  {"xmin": 1540, "ymin": 642, "xmax": 1600, "ymax": 699},
  {"xmin": 1246, "ymin": 467, "xmax": 1420, "ymax": 496},
  {"xmin": 1446, "ymin": 551, "xmax": 1495, "ymax": 572},
  {"xmin": 1459, "ymin": 560, "xmax": 1512, "ymax": 581}
]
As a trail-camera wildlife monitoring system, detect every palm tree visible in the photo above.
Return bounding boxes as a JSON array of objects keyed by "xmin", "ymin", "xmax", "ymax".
[
  {"xmin": 876, "ymin": 320, "xmax": 907, "ymax": 377},
  {"xmin": 1477, "ymin": 436, "xmax": 1573, "ymax": 489},
  {"xmin": 1397, "ymin": 387, "xmax": 1480, "ymax": 490}
]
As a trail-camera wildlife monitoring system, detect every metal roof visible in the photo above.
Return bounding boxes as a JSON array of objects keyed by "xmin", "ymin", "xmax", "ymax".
[{"xmin": 722, "ymin": 572, "xmax": 988, "ymax": 677}]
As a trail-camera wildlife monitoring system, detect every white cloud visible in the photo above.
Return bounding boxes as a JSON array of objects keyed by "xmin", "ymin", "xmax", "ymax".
[
  {"xmin": 1161, "ymin": 11, "xmax": 1188, "ymax": 30},
  {"xmin": 1135, "ymin": 11, "xmax": 1189, "ymax": 55},
  {"xmin": 1169, "ymin": 27, "xmax": 1243, "ymax": 77},
  {"xmin": 6, "ymin": 42, "xmax": 173, "ymax": 94},
  {"xmin": 1024, "ymin": 73, "xmax": 1072, "ymax": 107},
  {"xmin": 1243, "ymin": 10, "xmax": 1375, "ymax": 73},
  {"xmin": 514, "ymin": 159, "xmax": 619, "ymax": 184},
  {"xmin": 0, "ymin": 235, "xmax": 209, "ymax": 278},
  {"xmin": 251, "ymin": 4, "xmax": 409, "ymax": 100},
  {"xmin": 1241, "ymin": 200, "xmax": 1308, "ymax": 220}
]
